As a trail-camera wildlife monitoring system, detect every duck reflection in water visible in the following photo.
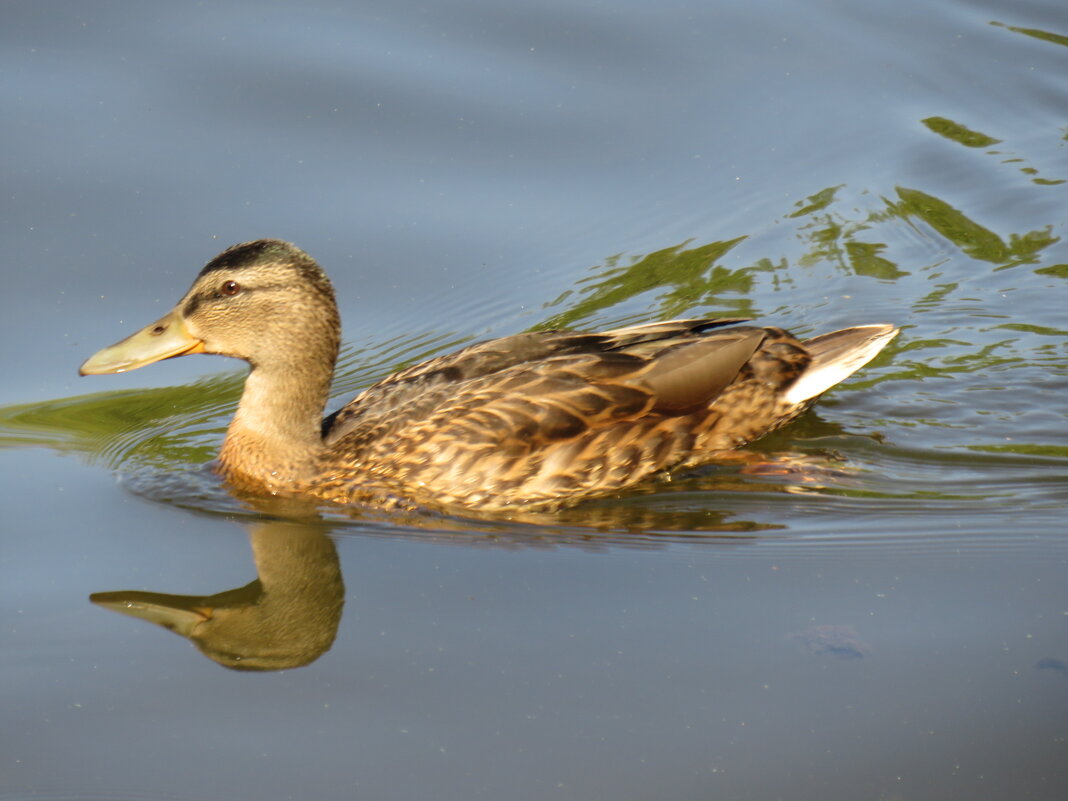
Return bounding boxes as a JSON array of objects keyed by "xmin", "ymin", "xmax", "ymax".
[{"xmin": 91, "ymin": 513, "xmax": 344, "ymax": 672}]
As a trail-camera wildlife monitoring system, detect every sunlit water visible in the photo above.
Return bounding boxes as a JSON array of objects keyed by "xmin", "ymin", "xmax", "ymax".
[{"xmin": 2, "ymin": 1, "xmax": 1067, "ymax": 800}]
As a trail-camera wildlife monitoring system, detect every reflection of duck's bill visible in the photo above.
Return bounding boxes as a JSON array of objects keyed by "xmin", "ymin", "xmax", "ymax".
[
  {"xmin": 79, "ymin": 309, "xmax": 205, "ymax": 375},
  {"xmin": 90, "ymin": 590, "xmax": 212, "ymax": 636}
]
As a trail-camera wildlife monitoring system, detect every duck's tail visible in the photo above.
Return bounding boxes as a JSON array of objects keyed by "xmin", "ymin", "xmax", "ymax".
[{"xmin": 783, "ymin": 324, "xmax": 899, "ymax": 405}]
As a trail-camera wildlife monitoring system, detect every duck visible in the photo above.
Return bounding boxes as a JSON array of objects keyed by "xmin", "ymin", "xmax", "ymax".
[
  {"xmin": 91, "ymin": 517, "xmax": 344, "ymax": 671},
  {"xmin": 80, "ymin": 239, "xmax": 898, "ymax": 512}
]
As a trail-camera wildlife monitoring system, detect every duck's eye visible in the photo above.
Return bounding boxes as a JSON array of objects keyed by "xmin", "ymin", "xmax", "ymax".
[{"xmin": 220, "ymin": 280, "xmax": 241, "ymax": 296}]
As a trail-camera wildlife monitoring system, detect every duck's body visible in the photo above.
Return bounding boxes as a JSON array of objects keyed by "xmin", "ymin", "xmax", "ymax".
[{"xmin": 81, "ymin": 239, "xmax": 898, "ymax": 512}]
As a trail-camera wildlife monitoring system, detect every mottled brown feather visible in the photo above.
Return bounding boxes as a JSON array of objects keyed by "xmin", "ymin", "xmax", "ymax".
[{"xmin": 314, "ymin": 322, "xmax": 825, "ymax": 509}]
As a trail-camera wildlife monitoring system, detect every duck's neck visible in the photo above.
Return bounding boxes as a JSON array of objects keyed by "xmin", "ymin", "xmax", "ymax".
[{"xmin": 219, "ymin": 359, "xmax": 333, "ymax": 493}]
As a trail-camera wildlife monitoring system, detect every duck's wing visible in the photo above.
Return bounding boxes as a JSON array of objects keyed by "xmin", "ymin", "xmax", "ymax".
[
  {"xmin": 322, "ymin": 317, "xmax": 749, "ymax": 447},
  {"xmin": 318, "ymin": 323, "xmax": 793, "ymax": 507}
]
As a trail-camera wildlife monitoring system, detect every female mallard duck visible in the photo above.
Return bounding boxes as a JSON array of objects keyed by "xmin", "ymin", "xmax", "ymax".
[{"xmin": 81, "ymin": 239, "xmax": 897, "ymax": 511}]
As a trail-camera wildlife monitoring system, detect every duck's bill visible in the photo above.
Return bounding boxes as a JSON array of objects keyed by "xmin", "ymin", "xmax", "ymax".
[
  {"xmin": 90, "ymin": 590, "xmax": 212, "ymax": 637},
  {"xmin": 79, "ymin": 309, "xmax": 205, "ymax": 375}
]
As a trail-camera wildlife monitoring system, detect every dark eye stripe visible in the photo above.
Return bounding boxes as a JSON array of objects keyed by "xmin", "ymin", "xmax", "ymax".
[{"xmin": 182, "ymin": 280, "xmax": 282, "ymax": 318}]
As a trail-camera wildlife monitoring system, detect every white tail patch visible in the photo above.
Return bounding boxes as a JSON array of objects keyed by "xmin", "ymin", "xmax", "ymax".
[{"xmin": 783, "ymin": 324, "xmax": 899, "ymax": 405}]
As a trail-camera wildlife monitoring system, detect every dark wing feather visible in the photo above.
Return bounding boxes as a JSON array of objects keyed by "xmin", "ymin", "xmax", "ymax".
[{"xmin": 641, "ymin": 330, "xmax": 764, "ymax": 412}]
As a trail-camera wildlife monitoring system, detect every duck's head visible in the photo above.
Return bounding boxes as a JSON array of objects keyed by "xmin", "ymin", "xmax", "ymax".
[{"xmin": 80, "ymin": 239, "xmax": 341, "ymax": 376}]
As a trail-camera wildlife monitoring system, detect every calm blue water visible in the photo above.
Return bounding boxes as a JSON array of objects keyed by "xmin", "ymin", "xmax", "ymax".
[{"xmin": 2, "ymin": 1, "xmax": 1067, "ymax": 799}]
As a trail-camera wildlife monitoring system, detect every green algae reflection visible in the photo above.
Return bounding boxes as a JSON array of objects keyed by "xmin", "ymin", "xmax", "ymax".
[
  {"xmin": 888, "ymin": 187, "xmax": 1058, "ymax": 267},
  {"xmin": 0, "ymin": 376, "xmax": 240, "ymax": 470},
  {"xmin": 537, "ymin": 236, "xmax": 769, "ymax": 330}
]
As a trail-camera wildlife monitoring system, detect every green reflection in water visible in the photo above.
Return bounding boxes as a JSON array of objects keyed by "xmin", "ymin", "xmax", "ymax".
[
  {"xmin": 967, "ymin": 443, "xmax": 1068, "ymax": 458},
  {"xmin": 921, "ymin": 116, "xmax": 1001, "ymax": 148},
  {"xmin": 990, "ymin": 20, "xmax": 1068, "ymax": 49},
  {"xmin": 1035, "ymin": 263, "xmax": 1068, "ymax": 278},
  {"xmin": 887, "ymin": 187, "xmax": 1058, "ymax": 267},
  {"xmin": 537, "ymin": 236, "xmax": 761, "ymax": 329},
  {"xmin": 788, "ymin": 185, "xmax": 842, "ymax": 218},
  {"xmin": 785, "ymin": 181, "xmax": 1063, "ymax": 284},
  {"xmin": 794, "ymin": 196, "xmax": 911, "ymax": 281},
  {"xmin": 994, "ymin": 322, "xmax": 1068, "ymax": 337},
  {"xmin": 919, "ymin": 110, "xmax": 1064, "ymax": 186},
  {"xmin": 0, "ymin": 377, "xmax": 239, "ymax": 469}
]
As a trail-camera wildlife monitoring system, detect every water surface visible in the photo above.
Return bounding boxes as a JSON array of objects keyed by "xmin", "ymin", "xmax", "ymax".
[{"xmin": 2, "ymin": 1, "xmax": 1067, "ymax": 799}]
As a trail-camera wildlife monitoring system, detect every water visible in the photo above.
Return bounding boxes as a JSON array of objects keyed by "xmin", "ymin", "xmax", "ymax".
[{"xmin": 2, "ymin": 1, "xmax": 1067, "ymax": 799}]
